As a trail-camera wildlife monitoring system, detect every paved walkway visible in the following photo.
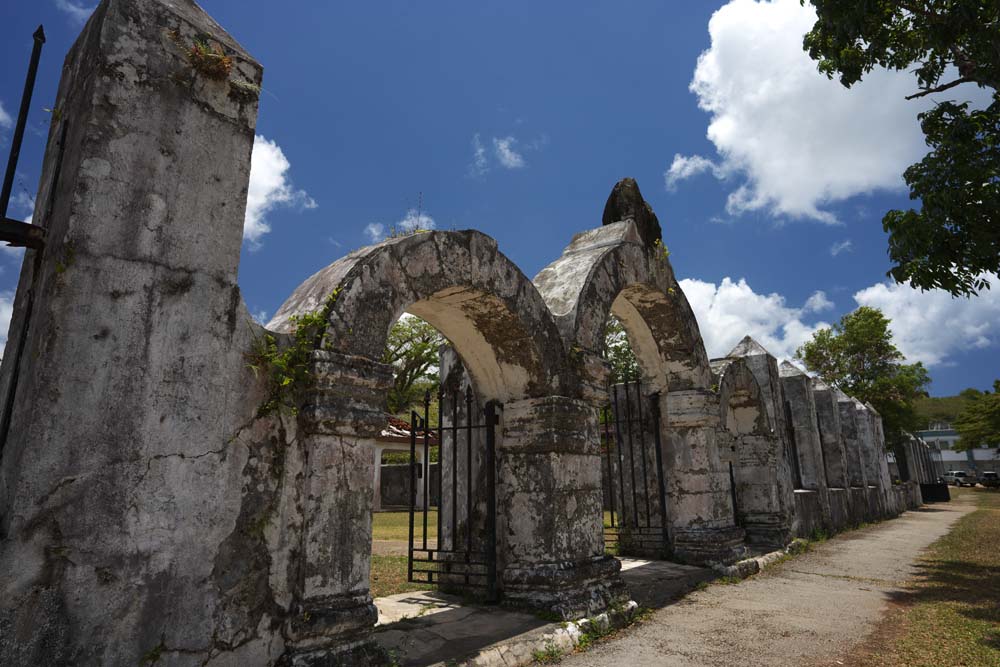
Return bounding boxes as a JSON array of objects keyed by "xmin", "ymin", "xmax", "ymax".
[
  {"xmin": 559, "ymin": 501, "xmax": 972, "ymax": 667},
  {"xmin": 373, "ymin": 559, "xmax": 712, "ymax": 666},
  {"xmin": 371, "ymin": 500, "xmax": 970, "ymax": 666}
]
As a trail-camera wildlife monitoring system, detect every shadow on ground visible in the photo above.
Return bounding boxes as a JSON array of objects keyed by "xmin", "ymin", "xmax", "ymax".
[{"xmin": 373, "ymin": 557, "xmax": 714, "ymax": 666}]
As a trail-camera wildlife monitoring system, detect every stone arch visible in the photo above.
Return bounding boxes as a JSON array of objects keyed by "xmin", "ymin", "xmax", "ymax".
[
  {"xmin": 269, "ymin": 230, "xmax": 566, "ymax": 402},
  {"xmin": 534, "ymin": 221, "xmax": 711, "ymax": 396},
  {"xmin": 714, "ymin": 357, "xmax": 790, "ymax": 547},
  {"xmin": 534, "ymin": 214, "xmax": 743, "ymax": 564}
]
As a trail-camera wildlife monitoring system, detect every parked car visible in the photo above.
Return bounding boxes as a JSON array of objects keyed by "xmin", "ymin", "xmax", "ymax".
[
  {"xmin": 981, "ymin": 471, "xmax": 999, "ymax": 489},
  {"xmin": 942, "ymin": 470, "xmax": 976, "ymax": 487}
]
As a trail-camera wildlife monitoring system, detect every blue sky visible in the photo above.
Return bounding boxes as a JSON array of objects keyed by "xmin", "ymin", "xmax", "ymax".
[{"xmin": 1, "ymin": 0, "xmax": 998, "ymax": 396}]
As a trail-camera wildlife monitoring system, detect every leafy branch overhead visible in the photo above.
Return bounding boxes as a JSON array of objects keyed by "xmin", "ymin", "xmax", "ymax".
[{"xmin": 802, "ymin": 0, "xmax": 999, "ymax": 296}]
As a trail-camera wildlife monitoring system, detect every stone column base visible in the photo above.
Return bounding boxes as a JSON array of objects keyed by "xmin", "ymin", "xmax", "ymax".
[
  {"xmin": 741, "ymin": 513, "xmax": 793, "ymax": 549},
  {"xmin": 502, "ymin": 555, "xmax": 630, "ymax": 620},
  {"xmin": 278, "ymin": 587, "xmax": 386, "ymax": 666},
  {"xmin": 672, "ymin": 525, "xmax": 748, "ymax": 565}
]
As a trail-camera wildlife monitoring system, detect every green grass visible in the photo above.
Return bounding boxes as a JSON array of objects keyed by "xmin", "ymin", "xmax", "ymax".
[
  {"xmin": 862, "ymin": 487, "xmax": 1000, "ymax": 666},
  {"xmin": 370, "ymin": 555, "xmax": 433, "ymax": 599},
  {"xmin": 372, "ymin": 510, "xmax": 438, "ymax": 541}
]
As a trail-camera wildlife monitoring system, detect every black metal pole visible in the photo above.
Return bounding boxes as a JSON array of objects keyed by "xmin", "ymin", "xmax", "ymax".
[
  {"xmin": 634, "ymin": 379, "xmax": 652, "ymax": 527},
  {"xmin": 1, "ymin": 26, "xmax": 45, "ymax": 219},
  {"xmin": 465, "ymin": 385, "xmax": 473, "ymax": 585},
  {"xmin": 650, "ymin": 392, "xmax": 671, "ymax": 551},
  {"xmin": 407, "ymin": 410, "xmax": 418, "ymax": 583},
  {"xmin": 484, "ymin": 402, "xmax": 499, "ymax": 604},
  {"xmin": 422, "ymin": 391, "xmax": 430, "ymax": 552}
]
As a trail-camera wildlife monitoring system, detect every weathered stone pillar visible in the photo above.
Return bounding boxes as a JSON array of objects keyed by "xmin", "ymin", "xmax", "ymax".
[
  {"xmin": 779, "ymin": 363, "xmax": 831, "ymax": 535},
  {"xmin": 812, "ymin": 379, "xmax": 849, "ymax": 488},
  {"xmin": 0, "ymin": 2, "xmax": 306, "ymax": 664},
  {"xmin": 865, "ymin": 403, "xmax": 897, "ymax": 517},
  {"xmin": 665, "ymin": 390, "xmax": 748, "ymax": 563},
  {"xmin": 498, "ymin": 396, "xmax": 628, "ymax": 618},
  {"xmin": 726, "ymin": 338, "xmax": 795, "ymax": 546},
  {"xmin": 852, "ymin": 402, "xmax": 887, "ymax": 519},
  {"xmin": 284, "ymin": 351, "xmax": 394, "ymax": 666},
  {"xmin": 811, "ymin": 380, "xmax": 851, "ymax": 529}
]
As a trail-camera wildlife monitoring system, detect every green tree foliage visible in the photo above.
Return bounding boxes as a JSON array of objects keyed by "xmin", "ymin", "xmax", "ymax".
[
  {"xmin": 953, "ymin": 380, "xmax": 1000, "ymax": 452},
  {"xmin": 802, "ymin": 1, "xmax": 1000, "ymax": 296},
  {"xmin": 913, "ymin": 389, "xmax": 982, "ymax": 428},
  {"xmin": 381, "ymin": 315, "xmax": 444, "ymax": 414},
  {"xmin": 603, "ymin": 316, "xmax": 640, "ymax": 384},
  {"xmin": 796, "ymin": 306, "xmax": 930, "ymax": 447}
]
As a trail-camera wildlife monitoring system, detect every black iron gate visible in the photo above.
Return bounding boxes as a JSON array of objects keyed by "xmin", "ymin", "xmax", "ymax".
[
  {"xmin": 407, "ymin": 387, "xmax": 499, "ymax": 602},
  {"xmin": 600, "ymin": 380, "xmax": 670, "ymax": 557}
]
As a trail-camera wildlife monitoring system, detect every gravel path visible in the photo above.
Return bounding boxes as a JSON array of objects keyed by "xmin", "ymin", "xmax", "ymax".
[{"xmin": 558, "ymin": 499, "xmax": 973, "ymax": 667}]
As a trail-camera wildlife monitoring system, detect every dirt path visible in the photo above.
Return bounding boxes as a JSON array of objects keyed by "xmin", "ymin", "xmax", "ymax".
[{"xmin": 559, "ymin": 499, "xmax": 974, "ymax": 667}]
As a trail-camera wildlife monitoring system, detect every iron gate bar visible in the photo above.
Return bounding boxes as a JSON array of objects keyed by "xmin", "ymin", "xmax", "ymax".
[
  {"xmin": 484, "ymin": 401, "xmax": 498, "ymax": 603},
  {"xmin": 407, "ymin": 388, "xmax": 498, "ymax": 602},
  {"xmin": 634, "ymin": 381, "xmax": 652, "ymax": 527},
  {"xmin": 1, "ymin": 26, "xmax": 47, "ymax": 250},
  {"xmin": 407, "ymin": 410, "xmax": 418, "ymax": 583},
  {"xmin": 422, "ymin": 392, "xmax": 431, "ymax": 551},
  {"xmin": 465, "ymin": 386, "xmax": 473, "ymax": 573},
  {"xmin": 602, "ymin": 381, "xmax": 671, "ymax": 556},
  {"xmin": 651, "ymin": 392, "xmax": 671, "ymax": 547},
  {"xmin": 602, "ymin": 408, "xmax": 617, "ymax": 529},
  {"xmin": 450, "ymin": 388, "xmax": 457, "ymax": 552}
]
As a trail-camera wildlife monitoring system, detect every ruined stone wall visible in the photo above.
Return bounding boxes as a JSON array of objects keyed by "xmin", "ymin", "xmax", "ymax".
[{"xmin": 0, "ymin": 2, "xmax": 915, "ymax": 663}]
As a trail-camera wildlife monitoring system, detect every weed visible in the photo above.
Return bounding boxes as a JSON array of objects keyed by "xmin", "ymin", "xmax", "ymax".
[
  {"xmin": 178, "ymin": 32, "xmax": 233, "ymax": 80},
  {"xmin": 139, "ymin": 641, "xmax": 164, "ymax": 666},
  {"xmin": 532, "ymin": 643, "xmax": 563, "ymax": 663},
  {"xmin": 245, "ymin": 290, "xmax": 339, "ymax": 417}
]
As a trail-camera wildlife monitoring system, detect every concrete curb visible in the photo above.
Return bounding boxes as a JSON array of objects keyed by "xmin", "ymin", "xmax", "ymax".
[
  {"xmin": 709, "ymin": 538, "xmax": 810, "ymax": 579},
  {"xmin": 427, "ymin": 601, "xmax": 640, "ymax": 667}
]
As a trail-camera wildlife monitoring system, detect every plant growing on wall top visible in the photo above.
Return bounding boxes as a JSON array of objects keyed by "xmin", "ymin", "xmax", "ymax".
[{"xmin": 246, "ymin": 291, "xmax": 339, "ymax": 417}]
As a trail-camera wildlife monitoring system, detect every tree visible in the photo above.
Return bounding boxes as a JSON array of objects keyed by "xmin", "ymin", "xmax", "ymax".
[
  {"xmin": 796, "ymin": 306, "xmax": 930, "ymax": 447},
  {"xmin": 603, "ymin": 316, "xmax": 639, "ymax": 384},
  {"xmin": 953, "ymin": 380, "xmax": 1000, "ymax": 453},
  {"xmin": 381, "ymin": 315, "xmax": 444, "ymax": 414},
  {"xmin": 802, "ymin": 0, "xmax": 1000, "ymax": 296}
]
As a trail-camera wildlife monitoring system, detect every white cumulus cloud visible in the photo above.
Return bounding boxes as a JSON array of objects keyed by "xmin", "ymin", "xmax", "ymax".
[
  {"xmin": 680, "ymin": 276, "xmax": 831, "ymax": 361},
  {"xmin": 830, "ymin": 239, "xmax": 853, "ymax": 257},
  {"xmin": 468, "ymin": 134, "xmax": 489, "ymax": 178},
  {"xmin": 364, "ymin": 223, "xmax": 386, "ymax": 243},
  {"xmin": 245, "ymin": 135, "xmax": 316, "ymax": 248},
  {"xmin": 493, "ymin": 136, "xmax": 525, "ymax": 169},
  {"xmin": 665, "ymin": 154, "xmax": 723, "ymax": 190},
  {"xmin": 0, "ymin": 291, "xmax": 13, "ymax": 361},
  {"xmin": 54, "ymin": 0, "xmax": 95, "ymax": 25},
  {"xmin": 397, "ymin": 208, "xmax": 435, "ymax": 233},
  {"xmin": 671, "ymin": 0, "xmax": 988, "ymax": 223},
  {"xmin": 363, "ymin": 209, "xmax": 436, "ymax": 244},
  {"xmin": 678, "ymin": 273, "xmax": 1000, "ymax": 370},
  {"xmin": 0, "ymin": 101, "xmax": 12, "ymax": 130},
  {"xmin": 854, "ymin": 276, "xmax": 1000, "ymax": 367}
]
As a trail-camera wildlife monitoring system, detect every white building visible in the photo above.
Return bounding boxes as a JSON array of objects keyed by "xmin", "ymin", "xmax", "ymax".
[{"xmin": 915, "ymin": 423, "xmax": 999, "ymax": 476}]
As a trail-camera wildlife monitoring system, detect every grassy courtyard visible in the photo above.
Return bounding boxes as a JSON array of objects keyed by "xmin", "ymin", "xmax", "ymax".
[{"xmin": 858, "ymin": 487, "xmax": 1000, "ymax": 666}]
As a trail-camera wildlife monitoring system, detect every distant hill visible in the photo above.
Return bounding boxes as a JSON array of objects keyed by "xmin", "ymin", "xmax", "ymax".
[{"xmin": 913, "ymin": 390, "xmax": 982, "ymax": 429}]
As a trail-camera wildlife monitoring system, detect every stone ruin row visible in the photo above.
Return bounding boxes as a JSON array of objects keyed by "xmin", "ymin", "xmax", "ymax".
[{"xmin": 0, "ymin": 1, "xmax": 930, "ymax": 665}]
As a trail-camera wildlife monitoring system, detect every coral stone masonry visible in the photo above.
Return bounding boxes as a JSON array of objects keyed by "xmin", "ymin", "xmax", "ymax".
[{"xmin": 0, "ymin": 1, "xmax": 922, "ymax": 665}]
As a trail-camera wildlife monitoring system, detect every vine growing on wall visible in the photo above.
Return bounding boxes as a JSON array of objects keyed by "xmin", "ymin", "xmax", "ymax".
[{"xmin": 246, "ymin": 290, "xmax": 340, "ymax": 417}]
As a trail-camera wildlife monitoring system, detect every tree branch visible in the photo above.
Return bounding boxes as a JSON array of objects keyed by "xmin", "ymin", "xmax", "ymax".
[{"xmin": 906, "ymin": 77, "xmax": 972, "ymax": 100}]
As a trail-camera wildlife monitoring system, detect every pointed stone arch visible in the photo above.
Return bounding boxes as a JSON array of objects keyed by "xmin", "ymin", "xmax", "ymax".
[{"xmin": 533, "ymin": 180, "xmax": 742, "ymax": 564}]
